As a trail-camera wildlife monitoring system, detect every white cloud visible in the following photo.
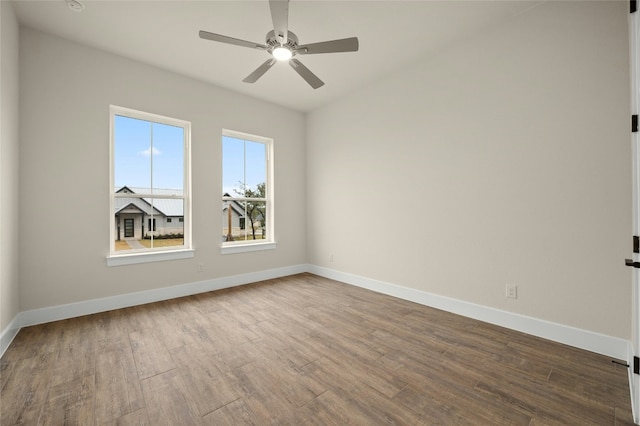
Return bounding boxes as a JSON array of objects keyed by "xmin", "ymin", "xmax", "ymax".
[{"xmin": 139, "ymin": 147, "xmax": 162, "ymax": 157}]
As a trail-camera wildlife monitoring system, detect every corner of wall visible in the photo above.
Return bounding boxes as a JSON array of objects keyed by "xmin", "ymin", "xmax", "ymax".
[
  {"xmin": 0, "ymin": 314, "xmax": 21, "ymax": 358},
  {"xmin": 0, "ymin": 0, "xmax": 21, "ymax": 339}
]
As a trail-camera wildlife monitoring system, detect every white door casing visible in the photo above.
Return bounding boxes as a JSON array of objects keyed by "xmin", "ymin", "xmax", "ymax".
[{"xmin": 629, "ymin": 0, "xmax": 639, "ymax": 423}]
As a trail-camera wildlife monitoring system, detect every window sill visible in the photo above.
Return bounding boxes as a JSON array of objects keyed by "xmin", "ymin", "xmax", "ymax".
[
  {"xmin": 106, "ymin": 249, "xmax": 195, "ymax": 267},
  {"xmin": 221, "ymin": 242, "xmax": 276, "ymax": 255}
]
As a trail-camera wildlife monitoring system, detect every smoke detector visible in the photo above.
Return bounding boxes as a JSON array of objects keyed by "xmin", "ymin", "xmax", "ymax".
[{"xmin": 65, "ymin": 0, "xmax": 85, "ymax": 12}]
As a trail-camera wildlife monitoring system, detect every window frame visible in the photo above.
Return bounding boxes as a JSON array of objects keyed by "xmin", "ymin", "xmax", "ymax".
[
  {"xmin": 107, "ymin": 105, "xmax": 193, "ymax": 266},
  {"xmin": 221, "ymin": 129, "xmax": 275, "ymax": 255}
]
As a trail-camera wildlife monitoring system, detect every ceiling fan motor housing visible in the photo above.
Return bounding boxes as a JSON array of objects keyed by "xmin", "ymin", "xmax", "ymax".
[{"xmin": 266, "ymin": 30, "xmax": 299, "ymax": 55}]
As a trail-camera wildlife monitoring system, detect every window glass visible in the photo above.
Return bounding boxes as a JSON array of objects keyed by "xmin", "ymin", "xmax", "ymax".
[
  {"xmin": 111, "ymin": 106, "xmax": 190, "ymax": 255},
  {"xmin": 222, "ymin": 130, "xmax": 272, "ymax": 247}
]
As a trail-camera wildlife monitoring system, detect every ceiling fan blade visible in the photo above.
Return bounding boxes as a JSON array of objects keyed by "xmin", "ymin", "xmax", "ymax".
[
  {"xmin": 243, "ymin": 59, "xmax": 277, "ymax": 83},
  {"xmin": 289, "ymin": 58, "xmax": 324, "ymax": 89},
  {"xmin": 199, "ymin": 30, "xmax": 267, "ymax": 50},
  {"xmin": 269, "ymin": 0, "xmax": 289, "ymax": 44},
  {"xmin": 295, "ymin": 37, "xmax": 359, "ymax": 55}
]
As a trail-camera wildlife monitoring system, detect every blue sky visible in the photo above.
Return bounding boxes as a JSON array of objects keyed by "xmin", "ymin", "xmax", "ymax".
[
  {"xmin": 222, "ymin": 136, "xmax": 266, "ymax": 196},
  {"xmin": 114, "ymin": 115, "xmax": 266, "ymax": 195},
  {"xmin": 114, "ymin": 115, "xmax": 184, "ymax": 190}
]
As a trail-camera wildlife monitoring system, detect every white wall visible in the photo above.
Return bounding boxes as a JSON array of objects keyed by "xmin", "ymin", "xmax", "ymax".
[
  {"xmin": 307, "ymin": 1, "xmax": 631, "ymax": 339},
  {"xmin": 1, "ymin": 2, "xmax": 20, "ymax": 335},
  {"xmin": 18, "ymin": 28, "xmax": 306, "ymax": 311}
]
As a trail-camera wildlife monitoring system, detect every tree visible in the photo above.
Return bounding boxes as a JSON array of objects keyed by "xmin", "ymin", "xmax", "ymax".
[{"xmin": 234, "ymin": 182, "xmax": 266, "ymax": 240}]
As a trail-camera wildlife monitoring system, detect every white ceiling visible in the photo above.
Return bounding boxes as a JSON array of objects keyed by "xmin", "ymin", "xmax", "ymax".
[{"xmin": 11, "ymin": 0, "xmax": 542, "ymax": 112}]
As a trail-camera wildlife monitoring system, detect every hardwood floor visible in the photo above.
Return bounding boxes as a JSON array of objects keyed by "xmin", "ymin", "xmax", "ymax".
[{"xmin": 0, "ymin": 273, "xmax": 635, "ymax": 425}]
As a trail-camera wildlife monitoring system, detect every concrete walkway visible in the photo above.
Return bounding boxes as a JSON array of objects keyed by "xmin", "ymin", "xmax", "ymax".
[{"xmin": 125, "ymin": 239, "xmax": 145, "ymax": 249}]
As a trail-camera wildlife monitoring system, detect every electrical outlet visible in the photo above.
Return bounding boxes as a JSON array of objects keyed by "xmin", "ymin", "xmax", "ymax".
[
  {"xmin": 329, "ymin": 254, "xmax": 334, "ymax": 263},
  {"xmin": 198, "ymin": 263, "xmax": 205, "ymax": 272},
  {"xmin": 506, "ymin": 284, "xmax": 517, "ymax": 299}
]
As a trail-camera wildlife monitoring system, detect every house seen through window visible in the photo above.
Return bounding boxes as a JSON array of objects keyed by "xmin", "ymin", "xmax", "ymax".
[
  {"xmin": 110, "ymin": 106, "xmax": 191, "ymax": 255},
  {"xmin": 222, "ymin": 130, "xmax": 273, "ymax": 248}
]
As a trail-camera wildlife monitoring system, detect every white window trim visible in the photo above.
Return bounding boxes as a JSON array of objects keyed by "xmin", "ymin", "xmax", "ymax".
[
  {"xmin": 221, "ymin": 129, "xmax": 274, "ymax": 254},
  {"xmin": 107, "ymin": 105, "xmax": 193, "ymax": 266},
  {"xmin": 220, "ymin": 242, "xmax": 277, "ymax": 255},
  {"xmin": 106, "ymin": 249, "xmax": 195, "ymax": 267}
]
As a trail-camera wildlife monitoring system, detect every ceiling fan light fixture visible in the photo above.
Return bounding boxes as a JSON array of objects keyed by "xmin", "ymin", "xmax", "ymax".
[{"xmin": 272, "ymin": 46, "xmax": 292, "ymax": 61}]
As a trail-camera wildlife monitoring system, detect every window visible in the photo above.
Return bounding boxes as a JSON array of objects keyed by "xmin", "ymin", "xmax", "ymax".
[
  {"xmin": 222, "ymin": 129, "xmax": 274, "ymax": 253},
  {"xmin": 108, "ymin": 106, "xmax": 193, "ymax": 266}
]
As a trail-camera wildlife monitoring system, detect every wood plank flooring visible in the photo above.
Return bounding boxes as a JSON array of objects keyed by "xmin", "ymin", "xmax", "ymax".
[{"xmin": 0, "ymin": 273, "xmax": 635, "ymax": 425}]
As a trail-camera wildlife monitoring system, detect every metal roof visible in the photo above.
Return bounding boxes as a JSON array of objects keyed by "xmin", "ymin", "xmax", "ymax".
[{"xmin": 115, "ymin": 187, "xmax": 184, "ymax": 217}]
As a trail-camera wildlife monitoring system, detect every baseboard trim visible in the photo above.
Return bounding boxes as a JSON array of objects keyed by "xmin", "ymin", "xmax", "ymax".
[
  {"xmin": 308, "ymin": 265, "xmax": 630, "ymax": 361},
  {"xmin": 17, "ymin": 264, "xmax": 307, "ymax": 329},
  {"xmin": 0, "ymin": 315, "xmax": 21, "ymax": 358},
  {"xmin": 2, "ymin": 263, "xmax": 630, "ymax": 363}
]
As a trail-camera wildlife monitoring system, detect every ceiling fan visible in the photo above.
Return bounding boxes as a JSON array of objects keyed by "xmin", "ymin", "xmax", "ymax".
[{"xmin": 199, "ymin": 0, "xmax": 359, "ymax": 89}]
